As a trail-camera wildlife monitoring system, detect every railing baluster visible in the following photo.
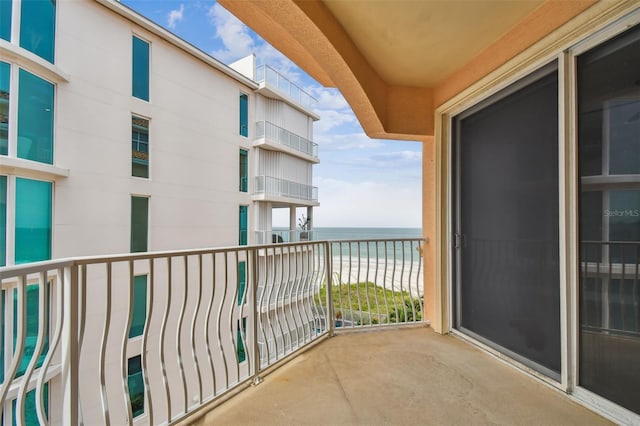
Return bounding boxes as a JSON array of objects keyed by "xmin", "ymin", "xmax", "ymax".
[
  {"xmin": 16, "ymin": 272, "xmax": 47, "ymax": 426},
  {"xmin": 216, "ymin": 252, "xmax": 229, "ymax": 390},
  {"xmin": 121, "ymin": 261, "xmax": 135, "ymax": 425},
  {"xmin": 160, "ymin": 257, "xmax": 172, "ymax": 422},
  {"xmin": 191, "ymin": 254, "xmax": 204, "ymax": 405},
  {"xmin": 205, "ymin": 253, "xmax": 217, "ymax": 396},
  {"xmin": 143, "ymin": 258, "xmax": 155, "ymax": 426},
  {"xmin": 99, "ymin": 263, "xmax": 112, "ymax": 424}
]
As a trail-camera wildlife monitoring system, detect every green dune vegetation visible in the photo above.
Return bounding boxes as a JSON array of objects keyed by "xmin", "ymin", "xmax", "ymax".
[{"xmin": 318, "ymin": 280, "xmax": 422, "ymax": 326}]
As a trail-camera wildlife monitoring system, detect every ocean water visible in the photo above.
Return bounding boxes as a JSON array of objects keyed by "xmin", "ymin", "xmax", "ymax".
[{"xmin": 277, "ymin": 227, "xmax": 423, "ymax": 260}]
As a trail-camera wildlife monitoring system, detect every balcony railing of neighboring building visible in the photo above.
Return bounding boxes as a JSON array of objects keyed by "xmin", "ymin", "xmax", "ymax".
[
  {"xmin": 254, "ymin": 176, "xmax": 318, "ymax": 202},
  {"xmin": 0, "ymin": 238, "xmax": 425, "ymax": 425},
  {"xmin": 254, "ymin": 229, "xmax": 317, "ymax": 244},
  {"xmin": 255, "ymin": 65, "xmax": 317, "ymax": 110},
  {"xmin": 580, "ymin": 241, "xmax": 640, "ymax": 337},
  {"xmin": 255, "ymin": 121, "xmax": 319, "ymax": 159}
]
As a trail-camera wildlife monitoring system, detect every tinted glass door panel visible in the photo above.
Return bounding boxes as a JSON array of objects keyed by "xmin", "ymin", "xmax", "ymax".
[{"xmin": 577, "ymin": 24, "xmax": 640, "ymax": 415}]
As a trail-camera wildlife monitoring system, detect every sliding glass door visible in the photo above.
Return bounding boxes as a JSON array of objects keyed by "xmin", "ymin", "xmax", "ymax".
[
  {"xmin": 453, "ymin": 63, "xmax": 561, "ymax": 379},
  {"xmin": 577, "ymin": 24, "xmax": 640, "ymax": 415}
]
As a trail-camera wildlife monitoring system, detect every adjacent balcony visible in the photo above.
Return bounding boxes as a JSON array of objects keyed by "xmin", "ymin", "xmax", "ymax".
[
  {"xmin": 255, "ymin": 65, "xmax": 319, "ymax": 117},
  {"xmin": 254, "ymin": 121, "xmax": 319, "ymax": 162},
  {"xmin": 254, "ymin": 229, "xmax": 317, "ymax": 244},
  {"xmin": 253, "ymin": 175, "xmax": 319, "ymax": 205}
]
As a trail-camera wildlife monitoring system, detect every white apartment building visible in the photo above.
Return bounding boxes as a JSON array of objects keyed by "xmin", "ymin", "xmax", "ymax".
[{"xmin": 0, "ymin": 0, "xmax": 319, "ymax": 423}]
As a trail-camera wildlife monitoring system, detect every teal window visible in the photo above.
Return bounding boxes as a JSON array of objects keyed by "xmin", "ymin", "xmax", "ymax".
[
  {"xmin": 239, "ymin": 206, "xmax": 247, "ymax": 245},
  {"xmin": 127, "ymin": 355, "xmax": 144, "ymax": 418},
  {"xmin": 11, "ymin": 383, "xmax": 48, "ymax": 426},
  {"xmin": 1, "ymin": 61, "xmax": 9, "ymax": 155},
  {"xmin": 130, "ymin": 196, "xmax": 148, "ymax": 253},
  {"xmin": 132, "ymin": 36, "xmax": 149, "ymax": 101},
  {"xmin": 15, "ymin": 178, "xmax": 51, "ymax": 264},
  {"xmin": 129, "ymin": 275, "xmax": 147, "ymax": 338},
  {"xmin": 1, "ymin": 290, "xmax": 4, "ymax": 383},
  {"xmin": 20, "ymin": 0, "xmax": 56, "ymax": 63},
  {"xmin": 237, "ymin": 261, "xmax": 246, "ymax": 305},
  {"xmin": 17, "ymin": 69, "xmax": 54, "ymax": 165},
  {"xmin": 239, "ymin": 93, "xmax": 248, "ymax": 136},
  {"xmin": 13, "ymin": 284, "xmax": 49, "ymax": 378},
  {"xmin": 239, "ymin": 149, "xmax": 248, "ymax": 192},
  {"xmin": 132, "ymin": 116, "xmax": 149, "ymax": 178},
  {"xmin": 237, "ymin": 318, "xmax": 247, "ymax": 363},
  {"xmin": 0, "ymin": 176, "xmax": 6, "ymax": 267},
  {"xmin": 0, "ymin": 0, "xmax": 11, "ymax": 41}
]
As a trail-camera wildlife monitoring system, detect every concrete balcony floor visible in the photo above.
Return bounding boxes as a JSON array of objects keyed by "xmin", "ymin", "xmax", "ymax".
[{"xmin": 190, "ymin": 327, "xmax": 611, "ymax": 425}]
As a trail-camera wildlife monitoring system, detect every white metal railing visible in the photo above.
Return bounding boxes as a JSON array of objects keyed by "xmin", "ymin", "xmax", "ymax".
[
  {"xmin": 0, "ymin": 238, "xmax": 425, "ymax": 425},
  {"xmin": 254, "ymin": 230, "xmax": 316, "ymax": 244},
  {"xmin": 255, "ymin": 121, "xmax": 319, "ymax": 159},
  {"xmin": 254, "ymin": 176, "xmax": 318, "ymax": 202},
  {"xmin": 255, "ymin": 65, "xmax": 317, "ymax": 110}
]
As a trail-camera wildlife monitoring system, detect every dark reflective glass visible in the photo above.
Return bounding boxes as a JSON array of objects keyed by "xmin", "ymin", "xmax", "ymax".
[{"xmin": 578, "ymin": 24, "xmax": 640, "ymax": 415}]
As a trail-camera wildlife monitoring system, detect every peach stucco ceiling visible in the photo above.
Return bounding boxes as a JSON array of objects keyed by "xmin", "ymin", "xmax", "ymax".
[
  {"xmin": 323, "ymin": 0, "xmax": 544, "ymax": 87},
  {"xmin": 219, "ymin": 0, "xmax": 598, "ymax": 139}
]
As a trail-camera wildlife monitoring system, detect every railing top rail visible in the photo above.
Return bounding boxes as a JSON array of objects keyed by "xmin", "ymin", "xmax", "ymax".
[
  {"xmin": 0, "ymin": 258, "xmax": 76, "ymax": 278},
  {"xmin": 0, "ymin": 238, "xmax": 427, "ymax": 276},
  {"xmin": 259, "ymin": 121, "xmax": 318, "ymax": 146},
  {"xmin": 256, "ymin": 64, "xmax": 318, "ymax": 104},
  {"xmin": 327, "ymin": 238, "xmax": 427, "ymax": 243},
  {"xmin": 256, "ymin": 175, "xmax": 318, "ymax": 190}
]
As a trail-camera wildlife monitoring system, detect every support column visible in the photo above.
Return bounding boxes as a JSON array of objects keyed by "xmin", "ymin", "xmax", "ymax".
[
  {"xmin": 306, "ymin": 206, "xmax": 314, "ymax": 239},
  {"xmin": 289, "ymin": 206, "xmax": 296, "ymax": 242}
]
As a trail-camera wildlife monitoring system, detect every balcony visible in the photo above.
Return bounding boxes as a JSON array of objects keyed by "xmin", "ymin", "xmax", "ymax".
[
  {"xmin": 0, "ymin": 238, "xmax": 428, "ymax": 425},
  {"xmin": 255, "ymin": 65, "xmax": 319, "ymax": 118},
  {"xmin": 253, "ymin": 175, "xmax": 319, "ymax": 205},
  {"xmin": 254, "ymin": 229, "xmax": 317, "ymax": 244},
  {"xmin": 255, "ymin": 121, "xmax": 319, "ymax": 162}
]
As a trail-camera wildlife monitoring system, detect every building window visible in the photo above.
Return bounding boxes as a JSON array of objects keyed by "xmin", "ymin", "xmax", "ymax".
[
  {"xmin": 239, "ymin": 149, "xmax": 248, "ymax": 192},
  {"xmin": 15, "ymin": 178, "xmax": 52, "ymax": 264},
  {"xmin": 239, "ymin": 93, "xmax": 248, "ymax": 136},
  {"xmin": 127, "ymin": 355, "xmax": 144, "ymax": 418},
  {"xmin": 20, "ymin": 0, "xmax": 56, "ymax": 63},
  {"xmin": 130, "ymin": 196, "xmax": 148, "ymax": 253},
  {"xmin": 132, "ymin": 36, "xmax": 150, "ymax": 101},
  {"xmin": 17, "ymin": 69, "xmax": 54, "ymax": 165},
  {"xmin": 132, "ymin": 116, "xmax": 149, "ymax": 178},
  {"xmin": 11, "ymin": 383, "xmax": 49, "ymax": 425},
  {"xmin": 237, "ymin": 261, "xmax": 246, "ymax": 305},
  {"xmin": 129, "ymin": 275, "xmax": 147, "ymax": 338},
  {"xmin": 239, "ymin": 206, "xmax": 248, "ymax": 245},
  {"xmin": 1, "ymin": 61, "xmax": 9, "ymax": 156},
  {"xmin": 237, "ymin": 318, "xmax": 247, "ymax": 363},
  {"xmin": 0, "ymin": 175, "xmax": 6, "ymax": 267},
  {"xmin": 0, "ymin": 0, "xmax": 11, "ymax": 42}
]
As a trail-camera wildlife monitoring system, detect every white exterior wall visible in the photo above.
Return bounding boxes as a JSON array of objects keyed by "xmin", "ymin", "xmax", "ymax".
[{"xmin": 50, "ymin": 0, "xmax": 253, "ymax": 257}]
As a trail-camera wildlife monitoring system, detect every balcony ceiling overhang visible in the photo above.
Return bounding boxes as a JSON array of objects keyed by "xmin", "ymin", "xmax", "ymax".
[{"xmin": 218, "ymin": 0, "xmax": 598, "ymax": 140}]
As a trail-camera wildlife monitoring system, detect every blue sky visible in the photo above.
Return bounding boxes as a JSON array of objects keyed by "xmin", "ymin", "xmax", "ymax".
[{"xmin": 121, "ymin": 1, "xmax": 422, "ymax": 228}]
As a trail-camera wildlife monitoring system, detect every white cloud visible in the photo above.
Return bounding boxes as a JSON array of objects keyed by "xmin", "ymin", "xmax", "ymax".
[
  {"xmin": 314, "ymin": 110, "xmax": 357, "ymax": 136},
  {"xmin": 208, "ymin": 4, "xmax": 255, "ymax": 62},
  {"xmin": 314, "ymin": 131, "xmax": 385, "ymax": 151},
  {"xmin": 312, "ymin": 178, "xmax": 421, "ymax": 227},
  {"xmin": 313, "ymin": 88, "xmax": 349, "ymax": 110},
  {"xmin": 167, "ymin": 4, "xmax": 184, "ymax": 29}
]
